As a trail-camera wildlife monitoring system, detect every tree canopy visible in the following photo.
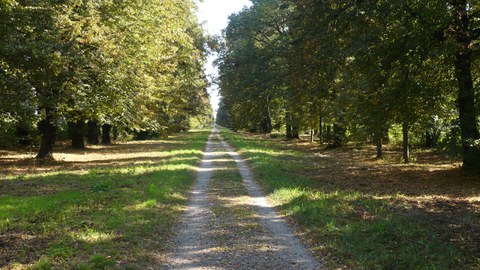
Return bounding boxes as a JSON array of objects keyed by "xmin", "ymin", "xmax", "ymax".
[
  {"xmin": 216, "ymin": 0, "xmax": 480, "ymax": 172},
  {"xmin": 0, "ymin": 0, "xmax": 212, "ymax": 157}
]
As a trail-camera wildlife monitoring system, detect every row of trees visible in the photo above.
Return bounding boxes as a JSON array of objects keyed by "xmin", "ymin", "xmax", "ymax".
[
  {"xmin": 216, "ymin": 0, "xmax": 480, "ymax": 172},
  {"xmin": 0, "ymin": 0, "xmax": 212, "ymax": 158}
]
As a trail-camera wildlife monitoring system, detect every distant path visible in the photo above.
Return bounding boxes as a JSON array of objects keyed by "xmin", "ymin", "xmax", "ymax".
[{"xmin": 163, "ymin": 129, "xmax": 320, "ymax": 269}]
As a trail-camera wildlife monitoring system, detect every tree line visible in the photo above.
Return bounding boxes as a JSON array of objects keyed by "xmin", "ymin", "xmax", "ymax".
[
  {"xmin": 216, "ymin": 0, "xmax": 480, "ymax": 172},
  {"xmin": 0, "ymin": 0, "xmax": 212, "ymax": 158}
]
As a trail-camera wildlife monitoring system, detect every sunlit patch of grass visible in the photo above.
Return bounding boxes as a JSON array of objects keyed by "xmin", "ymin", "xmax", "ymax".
[
  {"xmin": 0, "ymin": 130, "xmax": 211, "ymax": 269},
  {"xmin": 127, "ymin": 199, "xmax": 158, "ymax": 211},
  {"xmin": 72, "ymin": 229, "xmax": 117, "ymax": 244},
  {"xmin": 241, "ymin": 148, "xmax": 288, "ymax": 157},
  {"xmin": 220, "ymin": 128, "xmax": 478, "ymax": 269}
]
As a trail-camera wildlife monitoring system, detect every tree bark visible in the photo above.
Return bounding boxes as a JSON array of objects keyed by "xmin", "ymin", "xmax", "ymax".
[
  {"xmin": 332, "ymin": 120, "xmax": 345, "ymax": 147},
  {"xmin": 319, "ymin": 116, "xmax": 323, "ymax": 144},
  {"xmin": 376, "ymin": 137, "xmax": 383, "ymax": 159},
  {"xmin": 68, "ymin": 120, "xmax": 85, "ymax": 149},
  {"xmin": 310, "ymin": 128, "xmax": 314, "ymax": 143},
  {"xmin": 102, "ymin": 124, "xmax": 112, "ymax": 145},
  {"xmin": 326, "ymin": 125, "xmax": 331, "ymax": 142},
  {"xmin": 452, "ymin": 0, "xmax": 480, "ymax": 172},
  {"xmin": 87, "ymin": 120, "xmax": 100, "ymax": 145},
  {"xmin": 292, "ymin": 125, "xmax": 300, "ymax": 139},
  {"xmin": 374, "ymin": 129, "xmax": 383, "ymax": 159},
  {"xmin": 260, "ymin": 116, "xmax": 272, "ymax": 133},
  {"xmin": 113, "ymin": 126, "xmax": 118, "ymax": 141},
  {"xmin": 402, "ymin": 122, "xmax": 410, "ymax": 164},
  {"xmin": 264, "ymin": 95, "xmax": 273, "ymax": 133},
  {"xmin": 425, "ymin": 131, "xmax": 433, "ymax": 148},
  {"xmin": 286, "ymin": 112, "xmax": 293, "ymax": 139},
  {"xmin": 36, "ymin": 109, "xmax": 57, "ymax": 159},
  {"xmin": 455, "ymin": 51, "xmax": 480, "ymax": 171}
]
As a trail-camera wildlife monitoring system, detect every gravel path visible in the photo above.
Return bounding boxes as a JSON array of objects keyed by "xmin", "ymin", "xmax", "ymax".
[{"xmin": 163, "ymin": 130, "xmax": 321, "ymax": 269}]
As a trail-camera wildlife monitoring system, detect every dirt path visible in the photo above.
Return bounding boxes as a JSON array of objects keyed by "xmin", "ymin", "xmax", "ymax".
[{"xmin": 163, "ymin": 130, "xmax": 320, "ymax": 269}]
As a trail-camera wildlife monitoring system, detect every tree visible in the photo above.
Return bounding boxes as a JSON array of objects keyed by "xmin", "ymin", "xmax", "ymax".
[
  {"xmin": 218, "ymin": 0, "xmax": 290, "ymax": 134},
  {"xmin": 0, "ymin": 0, "xmax": 210, "ymax": 158}
]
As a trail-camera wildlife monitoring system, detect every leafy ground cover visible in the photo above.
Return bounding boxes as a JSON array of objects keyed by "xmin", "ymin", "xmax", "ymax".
[
  {"xmin": 0, "ymin": 130, "xmax": 210, "ymax": 270},
  {"xmin": 220, "ymin": 129, "xmax": 480, "ymax": 269}
]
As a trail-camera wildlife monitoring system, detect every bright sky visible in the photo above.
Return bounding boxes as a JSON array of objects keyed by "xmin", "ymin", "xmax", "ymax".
[{"xmin": 196, "ymin": 0, "xmax": 252, "ymax": 116}]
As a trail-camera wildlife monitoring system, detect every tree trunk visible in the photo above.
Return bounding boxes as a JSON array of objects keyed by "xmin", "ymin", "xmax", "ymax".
[
  {"xmin": 374, "ymin": 129, "xmax": 383, "ymax": 159},
  {"xmin": 286, "ymin": 112, "xmax": 293, "ymax": 139},
  {"xmin": 425, "ymin": 131, "xmax": 433, "ymax": 148},
  {"xmin": 102, "ymin": 124, "xmax": 112, "ymax": 145},
  {"xmin": 87, "ymin": 120, "xmax": 100, "ymax": 145},
  {"xmin": 402, "ymin": 122, "xmax": 410, "ymax": 164},
  {"xmin": 455, "ymin": 51, "xmax": 480, "ymax": 171},
  {"xmin": 260, "ymin": 116, "xmax": 272, "ymax": 133},
  {"xmin": 319, "ymin": 116, "xmax": 323, "ymax": 144},
  {"xmin": 376, "ymin": 138, "xmax": 383, "ymax": 159},
  {"xmin": 332, "ymin": 120, "xmax": 345, "ymax": 147},
  {"xmin": 264, "ymin": 95, "xmax": 273, "ymax": 133},
  {"xmin": 326, "ymin": 125, "xmax": 331, "ymax": 142},
  {"xmin": 36, "ymin": 109, "xmax": 57, "ymax": 159},
  {"xmin": 113, "ymin": 126, "xmax": 118, "ymax": 141},
  {"xmin": 68, "ymin": 120, "xmax": 85, "ymax": 149},
  {"xmin": 292, "ymin": 125, "xmax": 300, "ymax": 139},
  {"xmin": 452, "ymin": 0, "xmax": 480, "ymax": 172},
  {"xmin": 310, "ymin": 129, "xmax": 314, "ymax": 143}
]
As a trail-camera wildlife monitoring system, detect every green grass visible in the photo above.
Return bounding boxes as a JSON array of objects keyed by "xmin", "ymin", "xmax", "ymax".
[
  {"xmin": 220, "ymin": 129, "xmax": 475, "ymax": 270},
  {"xmin": 0, "ymin": 130, "xmax": 210, "ymax": 270}
]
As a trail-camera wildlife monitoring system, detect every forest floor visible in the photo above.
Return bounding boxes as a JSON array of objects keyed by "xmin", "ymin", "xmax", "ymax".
[
  {"xmin": 1, "ymin": 128, "xmax": 479, "ymax": 269},
  {"xmin": 221, "ymin": 129, "xmax": 480, "ymax": 269},
  {"xmin": 0, "ymin": 130, "xmax": 210, "ymax": 269}
]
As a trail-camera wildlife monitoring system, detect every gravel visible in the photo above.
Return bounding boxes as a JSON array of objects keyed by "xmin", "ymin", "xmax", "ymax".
[{"xmin": 162, "ymin": 130, "xmax": 322, "ymax": 269}]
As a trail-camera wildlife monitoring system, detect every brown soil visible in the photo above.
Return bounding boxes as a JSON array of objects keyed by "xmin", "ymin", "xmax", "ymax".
[{"xmin": 0, "ymin": 138, "xmax": 188, "ymax": 178}]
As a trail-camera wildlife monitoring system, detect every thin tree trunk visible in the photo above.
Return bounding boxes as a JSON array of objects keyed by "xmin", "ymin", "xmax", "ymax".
[
  {"xmin": 319, "ymin": 116, "xmax": 323, "ymax": 144},
  {"xmin": 68, "ymin": 120, "xmax": 85, "ymax": 149},
  {"xmin": 376, "ymin": 137, "xmax": 383, "ymax": 159},
  {"xmin": 102, "ymin": 124, "xmax": 112, "ymax": 145},
  {"xmin": 310, "ymin": 128, "xmax": 314, "ymax": 143},
  {"xmin": 265, "ymin": 95, "xmax": 273, "ymax": 133},
  {"xmin": 36, "ymin": 109, "xmax": 57, "ymax": 159},
  {"xmin": 402, "ymin": 122, "xmax": 410, "ymax": 164},
  {"xmin": 87, "ymin": 120, "xmax": 100, "ymax": 145},
  {"xmin": 326, "ymin": 125, "xmax": 331, "ymax": 142},
  {"xmin": 113, "ymin": 126, "xmax": 118, "ymax": 141}
]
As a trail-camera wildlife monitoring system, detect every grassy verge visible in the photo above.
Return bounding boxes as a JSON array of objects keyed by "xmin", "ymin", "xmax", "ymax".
[
  {"xmin": 0, "ymin": 130, "xmax": 210, "ymax": 270},
  {"xmin": 220, "ymin": 129, "xmax": 479, "ymax": 269}
]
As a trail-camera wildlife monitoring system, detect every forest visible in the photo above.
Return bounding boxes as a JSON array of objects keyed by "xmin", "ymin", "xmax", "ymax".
[
  {"xmin": 1, "ymin": 0, "xmax": 480, "ymax": 269},
  {"xmin": 216, "ymin": 0, "xmax": 480, "ymax": 172},
  {"xmin": 0, "ymin": 0, "xmax": 212, "ymax": 157}
]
